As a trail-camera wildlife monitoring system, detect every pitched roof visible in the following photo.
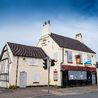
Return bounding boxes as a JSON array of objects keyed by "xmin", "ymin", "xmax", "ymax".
[
  {"xmin": 50, "ymin": 33, "xmax": 95, "ymax": 54},
  {"xmin": 7, "ymin": 42, "xmax": 47, "ymax": 58}
]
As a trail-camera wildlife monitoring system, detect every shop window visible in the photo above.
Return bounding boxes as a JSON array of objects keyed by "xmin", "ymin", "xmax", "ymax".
[
  {"xmin": 68, "ymin": 71, "xmax": 87, "ymax": 80},
  {"xmin": 66, "ymin": 51, "xmax": 73, "ymax": 63},
  {"xmin": 76, "ymin": 54, "xmax": 82, "ymax": 64}
]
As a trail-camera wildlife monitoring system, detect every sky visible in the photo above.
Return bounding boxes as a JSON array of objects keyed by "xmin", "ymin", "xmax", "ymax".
[{"xmin": 0, "ymin": 0, "xmax": 98, "ymax": 60}]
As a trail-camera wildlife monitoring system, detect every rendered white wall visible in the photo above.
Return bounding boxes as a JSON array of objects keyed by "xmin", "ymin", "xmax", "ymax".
[{"xmin": 9, "ymin": 56, "xmax": 48, "ymax": 87}]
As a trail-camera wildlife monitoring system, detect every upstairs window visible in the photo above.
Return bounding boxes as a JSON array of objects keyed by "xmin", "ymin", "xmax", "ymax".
[
  {"xmin": 76, "ymin": 54, "xmax": 82, "ymax": 64},
  {"xmin": 66, "ymin": 51, "xmax": 73, "ymax": 63},
  {"xmin": 84, "ymin": 54, "xmax": 92, "ymax": 65},
  {"xmin": 53, "ymin": 52, "xmax": 58, "ymax": 61},
  {"xmin": 27, "ymin": 58, "xmax": 38, "ymax": 66}
]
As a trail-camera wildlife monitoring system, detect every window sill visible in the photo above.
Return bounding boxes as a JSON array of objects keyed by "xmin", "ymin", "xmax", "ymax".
[
  {"xmin": 76, "ymin": 63, "xmax": 83, "ymax": 64},
  {"xmin": 67, "ymin": 62, "xmax": 73, "ymax": 64}
]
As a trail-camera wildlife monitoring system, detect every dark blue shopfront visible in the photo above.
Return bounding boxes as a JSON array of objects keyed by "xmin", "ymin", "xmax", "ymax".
[{"xmin": 61, "ymin": 65, "xmax": 97, "ymax": 87}]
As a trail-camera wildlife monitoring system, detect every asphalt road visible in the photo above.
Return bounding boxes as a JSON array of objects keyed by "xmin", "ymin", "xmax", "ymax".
[
  {"xmin": 0, "ymin": 86, "xmax": 98, "ymax": 98},
  {"xmin": 38, "ymin": 91, "xmax": 98, "ymax": 98}
]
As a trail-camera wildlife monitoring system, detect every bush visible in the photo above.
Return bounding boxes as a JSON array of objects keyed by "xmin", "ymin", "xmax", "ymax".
[
  {"xmin": 54, "ymin": 85, "xmax": 59, "ymax": 89},
  {"xmin": 9, "ymin": 85, "xmax": 17, "ymax": 89},
  {"xmin": 50, "ymin": 85, "xmax": 59, "ymax": 89}
]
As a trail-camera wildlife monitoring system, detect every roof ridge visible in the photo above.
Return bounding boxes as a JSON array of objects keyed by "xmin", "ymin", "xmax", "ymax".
[
  {"xmin": 7, "ymin": 42, "xmax": 41, "ymax": 49},
  {"xmin": 51, "ymin": 33, "xmax": 94, "ymax": 49},
  {"xmin": 51, "ymin": 33, "xmax": 86, "ymax": 46},
  {"xmin": 7, "ymin": 42, "xmax": 47, "ymax": 58},
  {"xmin": 51, "ymin": 33, "xmax": 76, "ymax": 41}
]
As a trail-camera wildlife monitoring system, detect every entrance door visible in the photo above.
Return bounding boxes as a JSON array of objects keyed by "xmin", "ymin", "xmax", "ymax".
[
  {"xmin": 19, "ymin": 71, "xmax": 27, "ymax": 88},
  {"xmin": 62, "ymin": 71, "xmax": 68, "ymax": 87},
  {"xmin": 87, "ymin": 71, "xmax": 92, "ymax": 85},
  {"xmin": 92, "ymin": 73, "xmax": 96, "ymax": 85}
]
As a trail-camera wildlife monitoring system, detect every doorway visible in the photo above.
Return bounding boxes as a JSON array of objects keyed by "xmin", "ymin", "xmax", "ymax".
[
  {"xmin": 19, "ymin": 71, "xmax": 27, "ymax": 88},
  {"xmin": 92, "ymin": 73, "xmax": 96, "ymax": 85}
]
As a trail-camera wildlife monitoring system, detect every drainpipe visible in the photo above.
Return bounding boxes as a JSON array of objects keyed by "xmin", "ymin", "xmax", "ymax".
[
  {"xmin": 60, "ymin": 48, "xmax": 64, "ymax": 72},
  {"xmin": 60, "ymin": 48, "xmax": 64, "ymax": 87},
  {"xmin": 7, "ymin": 51, "xmax": 10, "ymax": 88},
  {"xmin": 61, "ymin": 48, "xmax": 64, "ymax": 68},
  {"xmin": 16, "ymin": 56, "xmax": 19, "ymax": 87},
  {"xmin": 95, "ymin": 65, "xmax": 98, "ymax": 85},
  {"xmin": 7, "ymin": 45, "xmax": 10, "ymax": 88},
  {"xmin": 62, "ymin": 48, "xmax": 64, "ymax": 63}
]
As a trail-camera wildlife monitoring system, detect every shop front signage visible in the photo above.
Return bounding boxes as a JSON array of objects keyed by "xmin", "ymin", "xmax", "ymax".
[{"xmin": 61, "ymin": 65, "xmax": 96, "ymax": 72}]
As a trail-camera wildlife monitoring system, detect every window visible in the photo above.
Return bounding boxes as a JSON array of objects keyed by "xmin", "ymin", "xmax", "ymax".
[
  {"xmin": 32, "ymin": 72, "xmax": 40, "ymax": 83},
  {"xmin": 27, "ymin": 58, "xmax": 38, "ymax": 66},
  {"xmin": 69, "ymin": 71, "xmax": 87, "ymax": 80},
  {"xmin": 53, "ymin": 71, "xmax": 58, "ymax": 81},
  {"xmin": 75, "ymin": 54, "xmax": 82, "ymax": 64},
  {"xmin": 0, "ymin": 60, "xmax": 8, "ymax": 73},
  {"xmin": 66, "ymin": 51, "xmax": 73, "ymax": 63},
  {"xmin": 84, "ymin": 54, "xmax": 92, "ymax": 65},
  {"xmin": 0, "ymin": 75, "xmax": 8, "ymax": 81},
  {"xmin": 87, "ymin": 54, "xmax": 92, "ymax": 60},
  {"xmin": 53, "ymin": 52, "xmax": 58, "ymax": 61}
]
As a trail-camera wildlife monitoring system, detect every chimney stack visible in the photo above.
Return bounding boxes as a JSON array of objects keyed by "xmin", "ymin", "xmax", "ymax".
[
  {"xmin": 75, "ymin": 33, "xmax": 83, "ymax": 43},
  {"xmin": 42, "ymin": 20, "xmax": 51, "ymax": 37}
]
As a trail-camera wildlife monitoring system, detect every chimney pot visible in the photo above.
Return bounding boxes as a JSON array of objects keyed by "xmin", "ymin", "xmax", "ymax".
[
  {"xmin": 48, "ymin": 20, "xmax": 50, "ymax": 24},
  {"xmin": 75, "ymin": 33, "xmax": 83, "ymax": 43},
  {"xmin": 44, "ymin": 21, "xmax": 47, "ymax": 25},
  {"xmin": 42, "ymin": 20, "xmax": 51, "ymax": 37}
]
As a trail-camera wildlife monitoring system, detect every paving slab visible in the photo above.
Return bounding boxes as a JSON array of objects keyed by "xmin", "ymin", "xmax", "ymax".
[{"xmin": 0, "ymin": 85, "xmax": 98, "ymax": 98}]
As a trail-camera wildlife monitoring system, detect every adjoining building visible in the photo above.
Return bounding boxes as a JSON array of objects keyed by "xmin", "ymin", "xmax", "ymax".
[
  {"xmin": 38, "ymin": 20, "xmax": 97, "ymax": 87},
  {"xmin": 0, "ymin": 42, "xmax": 48, "ymax": 88},
  {"xmin": 96, "ymin": 62, "xmax": 98, "ymax": 85},
  {"xmin": 96, "ymin": 62, "xmax": 98, "ymax": 68}
]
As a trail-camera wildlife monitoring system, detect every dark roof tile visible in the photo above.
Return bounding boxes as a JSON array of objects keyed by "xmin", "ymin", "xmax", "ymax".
[
  {"xmin": 7, "ymin": 42, "xmax": 47, "ymax": 58},
  {"xmin": 50, "ymin": 33, "xmax": 95, "ymax": 54}
]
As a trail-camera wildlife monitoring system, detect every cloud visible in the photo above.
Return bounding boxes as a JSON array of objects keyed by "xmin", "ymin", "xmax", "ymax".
[
  {"xmin": 51, "ymin": 18, "xmax": 98, "ymax": 60},
  {"xmin": 0, "ymin": 0, "xmax": 98, "ymax": 61},
  {"xmin": 0, "ymin": 21, "xmax": 42, "ymax": 52}
]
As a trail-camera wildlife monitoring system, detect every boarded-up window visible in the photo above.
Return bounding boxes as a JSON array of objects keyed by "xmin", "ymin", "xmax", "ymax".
[
  {"xmin": 66, "ymin": 51, "xmax": 73, "ymax": 63},
  {"xmin": 0, "ymin": 59, "xmax": 8, "ymax": 73},
  {"xmin": 53, "ymin": 52, "xmax": 58, "ymax": 61},
  {"xmin": 53, "ymin": 71, "xmax": 58, "ymax": 81},
  {"xmin": 27, "ymin": 58, "xmax": 38, "ymax": 66},
  {"xmin": 32, "ymin": 72, "xmax": 40, "ymax": 84},
  {"xmin": 0, "ymin": 74, "xmax": 8, "ymax": 81}
]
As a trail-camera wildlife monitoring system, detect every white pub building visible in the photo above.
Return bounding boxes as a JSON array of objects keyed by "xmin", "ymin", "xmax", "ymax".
[
  {"xmin": 38, "ymin": 20, "xmax": 97, "ymax": 87},
  {"xmin": 0, "ymin": 20, "xmax": 97, "ymax": 88}
]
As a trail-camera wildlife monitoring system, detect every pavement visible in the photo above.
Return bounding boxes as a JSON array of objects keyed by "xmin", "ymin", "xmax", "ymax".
[{"xmin": 0, "ymin": 85, "xmax": 98, "ymax": 98}]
